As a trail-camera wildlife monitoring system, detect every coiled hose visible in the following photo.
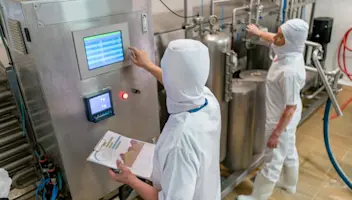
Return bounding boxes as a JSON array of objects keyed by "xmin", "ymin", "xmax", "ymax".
[{"xmin": 324, "ymin": 100, "xmax": 352, "ymax": 189}]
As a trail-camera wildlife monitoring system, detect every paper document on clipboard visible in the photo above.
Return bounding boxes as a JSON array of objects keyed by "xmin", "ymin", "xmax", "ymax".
[{"xmin": 87, "ymin": 131, "xmax": 155, "ymax": 180}]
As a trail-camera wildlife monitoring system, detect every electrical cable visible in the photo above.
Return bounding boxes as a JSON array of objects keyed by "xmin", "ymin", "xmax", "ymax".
[
  {"xmin": 159, "ymin": 0, "xmax": 198, "ymax": 18},
  {"xmin": 338, "ymin": 28, "xmax": 352, "ymax": 81},
  {"xmin": 323, "ymin": 99, "xmax": 352, "ymax": 189}
]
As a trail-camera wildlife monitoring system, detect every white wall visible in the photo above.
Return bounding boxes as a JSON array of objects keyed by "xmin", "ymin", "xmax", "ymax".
[{"xmin": 314, "ymin": 0, "xmax": 352, "ymax": 74}]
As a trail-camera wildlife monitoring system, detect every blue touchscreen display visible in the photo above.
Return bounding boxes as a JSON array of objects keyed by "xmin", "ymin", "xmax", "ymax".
[{"xmin": 83, "ymin": 31, "xmax": 125, "ymax": 70}]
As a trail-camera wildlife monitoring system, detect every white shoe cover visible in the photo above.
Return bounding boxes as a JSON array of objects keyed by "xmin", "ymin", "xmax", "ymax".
[
  {"xmin": 237, "ymin": 173, "xmax": 275, "ymax": 200},
  {"xmin": 276, "ymin": 166, "xmax": 298, "ymax": 194}
]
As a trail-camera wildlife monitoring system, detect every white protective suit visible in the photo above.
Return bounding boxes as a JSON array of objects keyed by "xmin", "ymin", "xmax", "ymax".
[
  {"xmin": 0, "ymin": 168, "xmax": 12, "ymax": 198},
  {"xmin": 238, "ymin": 19, "xmax": 308, "ymax": 200},
  {"xmin": 151, "ymin": 39, "xmax": 222, "ymax": 200}
]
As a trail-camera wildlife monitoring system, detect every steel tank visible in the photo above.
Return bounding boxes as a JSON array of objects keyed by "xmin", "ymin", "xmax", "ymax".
[
  {"xmin": 225, "ymin": 80, "xmax": 257, "ymax": 171},
  {"xmin": 201, "ymin": 31, "xmax": 232, "ymax": 162},
  {"xmin": 240, "ymin": 70, "xmax": 268, "ymax": 155}
]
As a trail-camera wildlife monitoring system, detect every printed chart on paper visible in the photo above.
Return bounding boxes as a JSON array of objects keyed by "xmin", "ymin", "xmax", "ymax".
[{"xmin": 87, "ymin": 131, "xmax": 155, "ymax": 179}]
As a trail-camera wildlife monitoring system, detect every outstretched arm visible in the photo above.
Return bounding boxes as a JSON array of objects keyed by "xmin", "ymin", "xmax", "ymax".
[
  {"xmin": 129, "ymin": 47, "xmax": 163, "ymax": 84},
  {"xmin": 247, "ymin": 24, "xmax": 276, "ymax": 43}
]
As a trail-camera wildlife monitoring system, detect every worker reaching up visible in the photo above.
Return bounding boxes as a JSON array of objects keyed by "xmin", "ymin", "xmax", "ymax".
[
  {"xmin": 238, "ymin": 19, "xmax": 309, "ymax": 200},
  {"xmin": 109, "ymin": 39, "xmax": 222, "ymax": 200}
]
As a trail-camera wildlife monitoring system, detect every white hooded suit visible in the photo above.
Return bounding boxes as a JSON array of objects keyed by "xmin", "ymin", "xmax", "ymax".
[
  {"xmin": 238, "ymin": 19, "xmax": 309, "ymax": 200},
  {"xmin": 151, "ymin": 39, "xmax": 222, "ymax": 200}
]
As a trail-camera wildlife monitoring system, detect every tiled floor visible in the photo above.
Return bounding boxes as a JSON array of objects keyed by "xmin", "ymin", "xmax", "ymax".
[{"xmin": 225, "ymin": 87, "xmax": 352, "ymax": 200}]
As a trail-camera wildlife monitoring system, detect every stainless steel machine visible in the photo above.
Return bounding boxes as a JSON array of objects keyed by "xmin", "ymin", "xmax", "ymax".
[{"xmin": 0, "ymin": 0, "xmax": 160, "ymax": 199}]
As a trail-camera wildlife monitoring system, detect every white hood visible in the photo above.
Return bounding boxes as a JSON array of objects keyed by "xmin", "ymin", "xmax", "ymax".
[
  {"xmin": 161, "ymin": 39, "xmax": 210, "ymax": 114},
  {"xmin": 273, "ymin": 19, "xmax": 309, "ymax": 59}
]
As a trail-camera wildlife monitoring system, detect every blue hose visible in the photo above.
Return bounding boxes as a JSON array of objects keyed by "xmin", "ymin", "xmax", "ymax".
[
  {"xmin": 323, "ymin": 99, "xmax": 352, "ymax": 189},
  {"xmin": 282, "ymin": 0, "xmax": 287, "ymax": 24}
]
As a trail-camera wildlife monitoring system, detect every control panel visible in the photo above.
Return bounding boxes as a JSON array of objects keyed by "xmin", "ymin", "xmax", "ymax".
[
  {"xmin": 73, "ymin": 22, "xmax": 131, "ymax": 80},
  {"xmin": 84, "ymin": 89, "xmax": 115, "ymax": 123}
]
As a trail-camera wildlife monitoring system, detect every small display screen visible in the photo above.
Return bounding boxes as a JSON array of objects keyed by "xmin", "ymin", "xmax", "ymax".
[
  {"xmin": 83, "ymin": 31, "xmax": 125, "ymax": 70},
  {"xmin": 89, "ymin": 92, "xmax": 112, "ymax": 115}
]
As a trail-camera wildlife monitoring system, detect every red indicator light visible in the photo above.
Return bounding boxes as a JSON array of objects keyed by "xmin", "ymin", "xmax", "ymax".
[{"xmin": 119, "ymin": 91, "xmax": 129, "ymax": 100}]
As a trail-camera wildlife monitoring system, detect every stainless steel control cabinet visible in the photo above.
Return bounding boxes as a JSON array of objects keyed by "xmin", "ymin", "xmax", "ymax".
[{"xmin": 0, "ymin": 0, "xmax": 160, "ymax": 199}]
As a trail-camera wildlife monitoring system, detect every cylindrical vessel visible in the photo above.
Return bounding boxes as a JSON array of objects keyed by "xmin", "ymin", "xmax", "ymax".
[
  {"xmin": 240, "ymin": 70, "xmax": 267, "ymax": 155},
  {"xmin": 202, "ymin": 32, "xmax": 232, "ymax": 162},
  {"xmin": 226, "ymin": 80, "xmax": 257, "ymax": 171}
]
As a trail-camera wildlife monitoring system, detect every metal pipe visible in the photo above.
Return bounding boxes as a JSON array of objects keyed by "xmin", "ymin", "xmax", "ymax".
[
  {"xmin": 12, "ymin": 167, "xmax": 38, "ymax": 189},
  {"xmin": 277, "ymin": 0, "xmax": 284, "ymax": 24},
  {"xmin": 305, "ymin": 40, "xmax": 323, "ymax": 50},
  {"xmin": 3, "ymin": 155, "xmax": 33, "ymax": 171},
  {"xmin": 0, "ymin": 105, "xmax": 16, "ymax": 115},
  {"xmin": 232, "ymin": 5, "xmax": 249, "ymax": 31},
  {"xmin": 13, "ymin": 190, "xmax": 36, "ymax": 200},
  {"xmin": 0, "ymin": 118, "xmax": 18, "ymax": 129},
  {"xmin": 0, "ymin": 90, "xmax": 11, "ymax": 100},
  {"xmin": 213, "ymin": 0, "xmax": 232, "ymax": 3},
  {"xmin": 286, "ymin": 0, "xmax": 292, "ymax": 20},
  {"xmin": 305, "ymin": 66, "xmax": 340, "ymax": 76},
  {"xmin": 0, "ymin": 143, "xmax": 30, "ymax": 161},
  {"xmin": 309, "ymin": 2, "xmax": 316, "ymax": 34},
  {"xmin": 304, "ymin": 85, "xmax": 325, "ymax": 99},
  {"xmin": 312, "ymin": 49, "xmax": 343, "ymax": 116},
  {"xmin": 210, "ymin": 0, "xmax": 215, "ymax": 16},
  {"xmin": 255, "ymin": 0, "xmax": 263, "ymax": 25},
  {"xmin": 184, "ymin": 0, "xmax": 193, "ymax": 39},
  {"xmin": 297, "ymin": 0, "xmax": 302, "ymax": 18},
  {"xmin": 0, "ymin": 131, "xmax": 23, "ymax": 146}
]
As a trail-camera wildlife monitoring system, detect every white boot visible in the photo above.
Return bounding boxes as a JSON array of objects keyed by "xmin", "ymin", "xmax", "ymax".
[
  {"xmin": 275, "ymin": 165, "xmax": 299, "ymax": 194},
  {"xmin": 237, "ymin": 173, "xmax": 275, "ymax": 200}
]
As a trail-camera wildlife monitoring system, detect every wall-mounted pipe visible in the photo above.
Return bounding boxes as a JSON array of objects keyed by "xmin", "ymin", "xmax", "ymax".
[
  {"xmin": 0, "ymin": 143, "xmax": 29, "ymax": 161},
  {"xmin": 12, "ymin": 167, "xmax": 38, "ymax": 189},
  {"xmin": 3, "ymin": 155, "xmax": 33, "ymax": 171},
  {"xmin": 232, "ymin": 5, "xmax": 250, "ymax": 31},
  {"xmin": 0, "ymin": 118, "xmax": 18, "ymax": 129},
  {"xmin": 0, "ymin": 131, "xmax": 24, "ymax": 146},
  {"xmin": 0, "ymin": 90, "xmax": 11, "ymax": 100}
]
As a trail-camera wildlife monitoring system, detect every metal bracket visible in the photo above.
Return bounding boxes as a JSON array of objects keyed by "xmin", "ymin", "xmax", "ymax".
[
  {"xmin": 224, "ymin": 50, "xmax": 238, "ymax": 102},
  {"xmin": 141, "ymin": 13, "xmax": 148, "ymax": 34}
]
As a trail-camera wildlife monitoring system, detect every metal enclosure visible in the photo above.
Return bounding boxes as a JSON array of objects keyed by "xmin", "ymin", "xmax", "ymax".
[
  {"xmin": 239, "ymin": 70, "xmax": 267, "ymax": 155},
  {"xmin": 225, "ymin": 80, "xmax": 256, "ymax": 171},
  {"xmin": 0, "ymin": 0, "xmax": 160, "ymax": 199},
  {"xmin": 201, "ymin": 32, "xmax": 232, "ymax": 162}
]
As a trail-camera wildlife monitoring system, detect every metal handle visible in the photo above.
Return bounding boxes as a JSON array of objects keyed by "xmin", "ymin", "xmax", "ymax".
[
  {"xmin": 224, "ymin": 50, "xmax": 238, "ymax": 102},
  {"xmin": 312, "ymin": 49, "xmax": 343, "ymax": 117}
]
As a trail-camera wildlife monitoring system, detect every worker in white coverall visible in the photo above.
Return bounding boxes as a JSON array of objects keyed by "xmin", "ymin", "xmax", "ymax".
[
  {"xmin": 109, "ymin": 39, "xmax": 222, "ymax": 200},
  {"xmin": 0, "ymin": 168, "xmax": 12, "ymax": 199},
  {"xmin": 238, "ymin": 19, "xmax": 309, "ymax": 200}
]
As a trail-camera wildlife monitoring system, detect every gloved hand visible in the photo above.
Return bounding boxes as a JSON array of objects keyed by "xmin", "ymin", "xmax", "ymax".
[{"xmin": 0, "ymin": 168, "xmax": 12, "ymax": 198}]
